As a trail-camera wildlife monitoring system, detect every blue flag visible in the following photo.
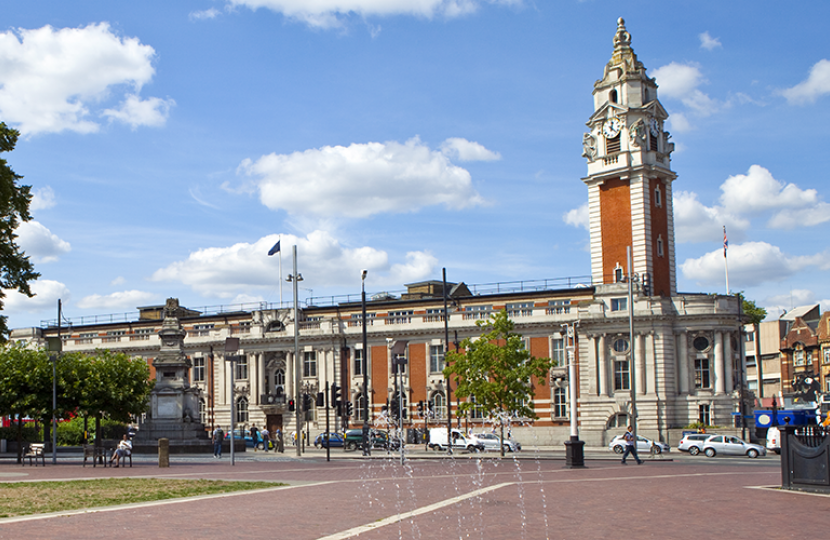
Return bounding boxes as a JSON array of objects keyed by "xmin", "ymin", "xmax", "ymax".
[{"xmin": 268, "ymin": 240, "xmax": 280, "ymax": 256}]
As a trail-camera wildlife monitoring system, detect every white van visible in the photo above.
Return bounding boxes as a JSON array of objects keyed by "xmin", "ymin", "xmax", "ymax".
[
  {"xmin": 428, "ymin": 428, "xmax": 483, "ymax": 452},
  {"xmin": 766, "ymin": 426, "xmax": 780, "ymax": 455}
]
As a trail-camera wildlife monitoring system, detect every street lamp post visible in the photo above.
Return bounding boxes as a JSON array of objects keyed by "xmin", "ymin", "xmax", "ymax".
[
  {"xmin": 561, "ymin": 322, "xmax": 584, "ymax": 468},
  {"xmin": 225, "ymin": 337, "xmax": 240, "ymax": 466},
  {"xmin": 287, "ymin": 245, "xmax": 303, "ymax": 457},
  {"xmin": 47, "ymin": 299, "xmax": 63, "ymax": 465},
  {"xmin": 361, "ymin": 270, "xmax": 371, "ymax": 457}
]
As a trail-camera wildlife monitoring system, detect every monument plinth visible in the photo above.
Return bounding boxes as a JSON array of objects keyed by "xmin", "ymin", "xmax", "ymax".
[{"xmin": 133, "ymin": 298, "xmax": 214, "ymax": 453}]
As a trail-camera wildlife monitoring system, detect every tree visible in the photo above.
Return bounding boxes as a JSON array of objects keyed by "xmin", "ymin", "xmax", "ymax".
[
  {"xmin": 444, "ymin": 309, "xmax": 553, "ymax": 456},
  {"xmin": 0, "ymin": 123, "xmax": 40, "ymax": 340},
  {"xmin": 0, "ymin": 345, "xmax": 51, "ymax": 461}
]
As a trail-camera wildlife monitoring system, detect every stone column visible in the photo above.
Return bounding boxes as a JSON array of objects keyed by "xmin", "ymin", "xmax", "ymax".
[
  {"xmin": 714, "ymin": 332, "xmax": 725, "ymax": 395},
  {"xmin": 587, "ymin": 336, "xmax": 598, "ymax": 396},
  {"xmin": 645, "ymin": 333, "xmax": 656, "ymax": 396},
  {"xmin": 256, "ymin": 353, "xmax": 264, "ymax": 402},
  {"xmin": 724, "ymin": 333, "xmax": 734, "ymax": 393},
  {"xmin": 677, "ymin": 332, "xmax": 689, "ymax": 395},
  {"xmin": 636, "ymin": 334, "xmax": 646, "ymax": 396},
  {"xmin": 285, "ymin": 352, "xmax": 295, "ymax": 398},
  {"xmin": 598, "ymin": 335, "xmax": 608, "ymax": 396}
]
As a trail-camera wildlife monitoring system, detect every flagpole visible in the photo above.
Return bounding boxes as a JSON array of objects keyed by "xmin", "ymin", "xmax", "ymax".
[
  {"xmin": 279, "ymin": 236, "xmax": 283, "ymax": 307},
  {"xmin": 723, "ymin": 226, "xmax": 730, "ymax": 295}
]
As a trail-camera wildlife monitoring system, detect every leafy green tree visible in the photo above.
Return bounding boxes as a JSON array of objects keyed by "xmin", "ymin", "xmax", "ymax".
[
  {"xmin": 0, "ymin": 345, "xmax": 51, "ymax": 461},
  {"xmin": 737, "ymin": 292, "xmax": 768, "ymax": 398},
  {"xmin": 444, "ymin": 309, "xmax": 553, "ymax": 456},
  {"xmin": 0, "ymin": 123, "xmax": 40, "ymax": 340},
  {"xmin": 78, "ymin": 350, "xmax": 153, "ymax": 441}
]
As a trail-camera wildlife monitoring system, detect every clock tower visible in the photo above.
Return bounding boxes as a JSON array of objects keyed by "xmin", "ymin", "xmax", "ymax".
[{"xmin": 582, "ymin": 18, "xmax": 676, "ymax": 297}]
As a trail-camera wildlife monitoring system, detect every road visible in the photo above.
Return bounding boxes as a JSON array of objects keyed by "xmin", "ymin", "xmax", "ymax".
[{"xmin": 0, "ymin": 447, "xmax": 821, "ymax": 540}]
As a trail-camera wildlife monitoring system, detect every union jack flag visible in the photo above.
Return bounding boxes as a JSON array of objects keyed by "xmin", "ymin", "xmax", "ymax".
[{"xmin": 723, "ymin": 226, "xmax": 728, "ymax": 258}]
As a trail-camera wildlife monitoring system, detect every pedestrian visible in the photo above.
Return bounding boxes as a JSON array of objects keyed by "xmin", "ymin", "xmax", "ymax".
[
  {"xmin": 212, "ymin": 425, "xmax": 224, "ymax": 458},
  {"xmin": 621, "ymin": 425, "xmax": 643, "ymax": 465},
  {"xmin": 260, "ymin": 426, "xmax": 270, "ymax": 452},
  {"xmin": 276, "ymin": 427, "xmax": 283, "ymax": 453},
  {"xmin": 250, "ymin": 424, "xmax": 259, "ymax": 451}
]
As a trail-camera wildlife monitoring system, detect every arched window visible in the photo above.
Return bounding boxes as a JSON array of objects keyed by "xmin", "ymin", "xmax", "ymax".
[
  {"xmin": 236, "ymin": 397, "xmax": 249, "ymax": 423},
  {"xmin": 432, "ymin": 392, "xmax": 446, "ymax": 419},
  {"xmin": 356, "ymin": 393, "xmax": 367, "ymax": 421},
  {"xmin": 609, "ymin": 89, "xmax": 618, "ymax": 103},
  {"xmin": 274, "ymin": 368, "xmax": 285, "ymax": 395},
  {"xmin": 607, "ymin": 413, "xmax": 628, "ymax": 429}
]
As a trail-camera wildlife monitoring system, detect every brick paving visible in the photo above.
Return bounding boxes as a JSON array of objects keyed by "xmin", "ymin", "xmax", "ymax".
[{"xmin": 0, "ymin": 450, "xmax": 824, "ymax": 540}]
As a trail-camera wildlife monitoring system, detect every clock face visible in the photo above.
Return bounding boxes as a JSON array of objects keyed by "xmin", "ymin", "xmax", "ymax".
[
  {"xmin": 649, "ymin": 118, "xmax": 660, "ymax": 137},
  {"xmin": 603, "ymin": 118, "xmax": 622, "ymax": 138}
]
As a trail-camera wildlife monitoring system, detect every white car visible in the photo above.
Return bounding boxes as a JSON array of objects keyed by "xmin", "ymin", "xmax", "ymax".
[
  {"xmin": 608, "ymin": 434, "xmax": 670, "ymax": 455},
  {"xmin": 702, "ymin": 435, "xmax": 766, "ymax": 458},
  {"xmin": 766, "ymin": 427, "xmax": 781, "ymax": 455},
  {"xmin": 469, "ymin": 432, "xmax": 521, "ymax": 452}
]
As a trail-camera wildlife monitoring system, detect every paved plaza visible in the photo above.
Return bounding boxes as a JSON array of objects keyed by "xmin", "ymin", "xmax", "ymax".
[{"xmin": 0, "ymin": 449, "xmax": 824, "ymax": 539}]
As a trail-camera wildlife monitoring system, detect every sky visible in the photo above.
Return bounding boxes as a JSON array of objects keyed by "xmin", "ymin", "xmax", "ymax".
[{"xmin": 2, "ymin": 1, "xmax": 829, "ymax": 329}]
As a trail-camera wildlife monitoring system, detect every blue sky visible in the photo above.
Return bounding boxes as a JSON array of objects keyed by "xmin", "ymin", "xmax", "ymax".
[{"xmin": 2, "ymin": 1, "xmax": 829, "ymax": 329}]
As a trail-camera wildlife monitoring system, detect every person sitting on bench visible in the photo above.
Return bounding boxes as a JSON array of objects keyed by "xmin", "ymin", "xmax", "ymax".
[{"xmin": 110, "ymin": 434, "xmax": 132, "ymax": 467}]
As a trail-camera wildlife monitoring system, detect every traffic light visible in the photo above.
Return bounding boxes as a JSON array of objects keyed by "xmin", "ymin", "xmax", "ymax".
[
  {"xmin": 331, "ymin": 384, "xmax": 341, "ymax": 405},
  {"xmin": 417, "ymin": 401, "xmax": 424, "ymax": 416},
  {"xmin": 346, "ymin": 401, "xmax": 354, "ymax": 417},
  {"xmin": 288, "ymin": 399, "xmax": 295, "ymax": 412},
  {"xmin": 303, "ymin": 393, "xmax": 311, "ymax": 411},
  {"xmin": 427, "ymin": 399, "xmax": 433, "ymax": 413},
  {"xmin": 390, "ymin": 398, "xmax": 399, "ymax": 419},
  {"xmin": 316, "ymin": 392, "xmax": 324, "ymax": 408}
]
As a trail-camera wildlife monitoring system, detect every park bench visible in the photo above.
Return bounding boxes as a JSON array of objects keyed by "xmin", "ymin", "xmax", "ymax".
[
  {"xmin": 82, "ymin": 444, "xmax": 110, "ymax": 467},
  {"xmin": 22, "ymin": 443, "xmax": 45, "ymax": 466}
]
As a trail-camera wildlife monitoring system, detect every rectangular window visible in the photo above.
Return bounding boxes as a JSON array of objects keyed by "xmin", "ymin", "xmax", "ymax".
[
  {"xmin": 654, "ymin": 186, "xmax": 662, "ymax": 207},
  {"xmin": 698, "ymin": 404, "xmax": 711, "ymax": 426},
  {"xmin": 614, "ymin": 360, "xmax": 630, "ymax": 391},
  {"xmin": 463, "ymin": 305, "xmax": 492, "ymax": 320},
  {"xmin": 506, "ymin": 302, "xmax": 533, "ymax": 318},
  {"xmin": 795, "ymin": 350, "xmax": 805, "ymax": 366},
  {"xmin": 552, "ymin": 387, "xmax": 568, "ymax": 419},
  {"xmin": 349, "ymin": 313, "xmax": 375, "ymax": 327},
  {"xmin": 235, "ymin": 355, "xmax": 248, "ymax": 380},
  {"xmin": 551, "ymin": 338, "xmax": 565, "ymax": 366},
  {"xmin": 429, "ymin": 345, "xmax": 444, "ymax": 373},
  {"xmin": 546, "ymin": 300, "xmax": 571, "ymax": 315},
  {"xmin": 193, "ymin": 357, "xmax": 205, "ymax": 382},
  {"xmin": 386, "ymin": 310, "xmax": 413, "ymax": 325},
  {"xmin": 424, "ymin": 308, "xmax": 446, "ymax": 322},
  {"xmin": 303, "ymin": 351, "xmax": 317, "ymax": 378},
  {"xmin": 694, "ymin": 358, "xmax": 711, "ymax": 389},
  {"xmin": 824, "ymin": 349, "xmax": 830, "ymax": 365},
  {"xmin": 606, "ymin": 135, "xmax": 621, "ymax": 153},
  {"xmin": 353, "ymin": 348, "xmax": 364, "ymax": 377},
  {"xmin": 611, "ymin": 298, "xmax": 627, "ymax": 312}
]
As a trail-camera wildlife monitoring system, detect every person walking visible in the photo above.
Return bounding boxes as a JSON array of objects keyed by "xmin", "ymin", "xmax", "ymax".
[
  {"xmin": 212, "ymin": 425, "xmax": 224, "ymax": 458},
  {"xmin": 250, "ymin": 424, "xmax": 259, "ymax": 452},
  {"xmin": 260, "ymin": 426, "xmax": 270, "ymax": 452},
  {"xmin": 621, "ymin": 425, "xmax": 642, "ymax": 465}
]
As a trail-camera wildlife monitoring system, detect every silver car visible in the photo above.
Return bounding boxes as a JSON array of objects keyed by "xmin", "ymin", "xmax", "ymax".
[
  {"xmin": 702, "ymin": 435, "xmax": 766, "ymax": 458},
  {"xmin": 677, "ymin": 433, "xmax": 715, "ymax": 455},
  {"xmin": 608, "ymin": 434, "xmax": 670, "ymax": 455},
  {"xmin": 469, "ymin": 432, "xmax": 521, "ymax": 452}
]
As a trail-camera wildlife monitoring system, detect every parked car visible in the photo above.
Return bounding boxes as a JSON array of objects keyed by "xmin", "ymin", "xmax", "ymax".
[
  {"xmin": 428, "ymin": 428, "xmax": 484, "ymax": 452},
  {"xmin": 469, "ymin": 432, "xmax": 521, "ymax": 452},
  {"xmin": 677, "ymin": 433, "xmax": 715, "ymax": 456},
  {"xmin": 608, "ymin": 434, "xmax": 670, "ymax": 455},
  {"xmin": 343, "ymin": 429, "xmax": 395, "ymax": 451},
  {"xmin": 766, "ymin": 427, "xmax": 781, "ymax": 455},
  {"xmin": 314, "ymin": 432, "xmax": 345, "ymax": 448},
  {"xmin": 225, "ymin": 429, "xmax": 272, "ymax": 450},
  {"xmin": 702, "ymin": 435, "xmax": 766, "ymax": 458}
]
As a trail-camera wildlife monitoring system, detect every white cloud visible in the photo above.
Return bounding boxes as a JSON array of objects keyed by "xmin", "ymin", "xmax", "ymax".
[
  {"xmin": 16, "ymin": 221, "xmax": 71, "ymax": 263},
  {"xmin": 439, "ymin": 138, "xmax": 501, "ymax": 162},
  {"xmin": 719, "ymin": 165, "xmax": 830, "ymax": 229},
  {"xmin": 102, "ymin": 94, "xmax": 174, "ymax": 129},
  {"xmin": 225, "ymin": 0, "xmax": 514, "ymax": 29},
  {"xmin": 672, "ymin": 191, "xmax": 748, "ymax": 243},
  {"xmin": 781, "ymin": 59, "xmax": 830, "ymax": 105},
  {"xmin": 30, "ymin": 186, "xmax": 56, "ymax": 212},
  {"xmin": 680, "ymin": 241, "xmax": 830, "ymax": 288},
  {"xmin": 190, "ymin": 8, "xmax": 222, "ymax": 20},
  {"xmin": 234, "ymin": 137, "xmax": 486, "ymax": 219},
  {"xmin": 652, "ymin": 62, "xmax": 717, "ymax": 129},
  {"xmin": 765, "ymin": 289, "xmax": 818, "ymax": 319},
  {"xmin": 4, "ymin": 279, "xmax": 70, "ymax": 315},
  {"xmin": 151, "ymin": 231, "xmax": 436, "ymax": 297},
  {"xmin": 110, "ymin": 276, "xmax": 126, "ymax": 286},
  {"xmin": 76, "ymin": 290, "xmax": 157, "ymax": 310},
  {"xmin": 699, "ymin": 32, "xmax": 721, "ymax": 51},
  {"xmin": 563, "ymin": 202, "xmax": 588, "ymax": 230},
  {"xmin": 0, "ymin": 23, "xmax": 167, "ymax": 135}
]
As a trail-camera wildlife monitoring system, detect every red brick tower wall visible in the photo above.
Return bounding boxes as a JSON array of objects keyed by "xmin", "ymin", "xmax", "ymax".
[
  {"xmin": 650, "ymin": 178, "xmax": 671, "ymax": 297},
  {"xmin": 600, "ymin": 177, "xmax": 633, "ymax": 283}
]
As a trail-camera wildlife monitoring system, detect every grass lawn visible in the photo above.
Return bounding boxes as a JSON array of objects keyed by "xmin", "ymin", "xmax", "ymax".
[{"xmin": 0, "ymin": 478, "xmax": 284, "ymax": 518}]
